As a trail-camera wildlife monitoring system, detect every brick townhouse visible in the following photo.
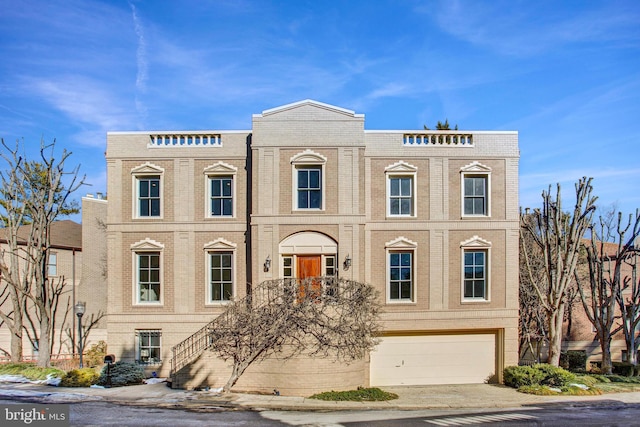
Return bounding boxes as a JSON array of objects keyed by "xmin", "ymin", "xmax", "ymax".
[{"xmin": 104, "ymin": 100, "xmax": 520, "ymax": 395}]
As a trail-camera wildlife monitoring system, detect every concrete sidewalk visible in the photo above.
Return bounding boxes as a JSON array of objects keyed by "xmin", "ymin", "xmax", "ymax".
[{"xmin": 2, "ymin": 381, "xmax": 640, "ymax": 412}]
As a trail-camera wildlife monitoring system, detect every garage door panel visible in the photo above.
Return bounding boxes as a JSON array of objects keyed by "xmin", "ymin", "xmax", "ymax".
[{"xmin": 370, "ymin": 334, "xmax": 496, "ymax": 386}]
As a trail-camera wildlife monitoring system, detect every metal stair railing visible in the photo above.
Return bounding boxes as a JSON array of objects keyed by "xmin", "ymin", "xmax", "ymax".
[{"xmin": 169, "ymin": 277, "xmax": 340, "ymax": 379}]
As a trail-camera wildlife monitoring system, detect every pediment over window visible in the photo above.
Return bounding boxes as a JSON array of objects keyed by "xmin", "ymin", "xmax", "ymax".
[
  {"xmin": 131, "ymin": 162, "xmax": 164, "ymax": 175},
  {"xmin": 204, "ymin": 238, "xmax": 237, "ymax": 250},
  {"xmin": 203, "ymin": 161, "xmax": 237, "ymax": 175},
  {"xmin": 131, "ymin": 238, "xmax": 164, "ymax": 250},
  {"xmin": 385, "ymin": 161, "xmax": 418, "ymax": 173},
  {"xmin": 290, "ymin": 149, "xmax": 327, "ymax": 164},
  {"xmin": 460, "ymin": 235, "xmax": 492, "ymax": 248},
  {"xmin": 460, "ymin": 161, "xmax": 491, "ymax": 173},
  {"xmin": 385, "ymin": 236, "xmax": 418, "ymax": 249}
]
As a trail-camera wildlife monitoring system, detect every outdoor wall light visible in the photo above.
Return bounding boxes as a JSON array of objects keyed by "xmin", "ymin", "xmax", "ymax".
[
  {"xmin": 75, "ymin": 301, "xmax": 86, "ymax": 368},
  {"xmin": 343, "ymin": 254, "xmax": 351, "ymax": 270},
  {"xmin": 264, "ymin": 255, "xmax": 271, "ymax": 272}
]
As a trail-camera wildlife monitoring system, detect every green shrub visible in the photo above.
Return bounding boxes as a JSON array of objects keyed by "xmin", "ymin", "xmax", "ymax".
[
  {"xmin": 517, "ymin": 385, "xmax": 561, "ymax": 395},
  {"xmin": 503, "ymin": 365, "xmax": 545, "ymax": 388},
  {"xmin": 61, "ymin": 368, "xmax": 100, "ymax": 387},
  {"xmin": 0, "ymin": 363, "xmax": 65, "ymax": 381},
  {"xmin": 533, "ymin": 363, "xmax": 576, "ymax": 387},
  {"xmin": 84, "ymin": 341, "xmax": 108, "ymax": 368},
  {"xmin": 574, "ymin": 374, "xmax": 598, "ymax": 387},
  {"xmin": 97, "ymin": 361, "xmax": 144, "ymax": 387},
  {"xmin": 560, "ymin": 351, "xmax": 587, "ymax": 372},
  {"xmin": 612, "ymin": 362, "xmax": 636, "ymax": 377},
  {"xmin": 588, "ymin": 373, "xmax": 610, "ymax": 382},
  {"xmin": 309, "ymin": 387, "xmax": 398, "ymax": 401}
]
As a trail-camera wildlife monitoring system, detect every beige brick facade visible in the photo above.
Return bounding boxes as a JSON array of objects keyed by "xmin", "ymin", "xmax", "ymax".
[{"xmin": 105, "ymin": 100, "xmax": 519, "ymax": 395}]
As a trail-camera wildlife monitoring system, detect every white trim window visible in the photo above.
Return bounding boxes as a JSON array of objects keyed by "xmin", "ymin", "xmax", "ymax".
[
  {"xmin": 132, "ymin": 162, "xmax": 164, "ymax": 219},
  {"xmin": 385, "ymin": 161, "xmax": 417, "ymax": 217},
  {"xmin": 291, "ymin": 150, "xmax": 327, "ymax": 211},
  {"xmin": 460, "ymin": 162, "xmax": 491, "ymax": 217},
  {"xmin": 204, "ymin": 238, "xmax": 237, "ymax": 303},
  {"xmin": 460, "ymin": 235, "xmax": 491, "ymax": 302},
  {"xmin": 47, "ymin": 252, "xmax": 58, "ymax": 277},
  {"xmin": 131, "ymin": 238, "xmax": 164, "ymax": 305},
  {"xmin": 204, "ymin": 162, "xmax": 237, "ymax": 218},
  {"xmin": 385, "ymin": 236, "xmax": 418, "ymax": 303},
  {"xmin": 137, "ymin": 252, "xmax": 161, "ymax": 303},
  {"xmin": 209, "ymin": 252, "xmax": 233, "ymax": 301},
  {"xmin": 136, "ymin": 330, "xmax": 161, "ymax": 365}
]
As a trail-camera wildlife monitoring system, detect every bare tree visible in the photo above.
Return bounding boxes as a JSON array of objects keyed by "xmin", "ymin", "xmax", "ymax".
[
  {"xmin": 519, "ymin": 211, "xmax": 548, "ymax": 362},
  {"xmin": 520, "ymin": 177, "xmax": 597, "ymax": 366},
  {"xmin": 0, "ymin": 142, "xmax": 34, "ymax": 362},
  {"xmin": 0, "ymin": 139, "xmax": 85, "ymax": 366},
  {"xmin": 614, "ymin": 211, "xmax": 640, "ymax": 366},
  {"xmin": 208, "ymin": 277, "xmax": 381, "ymax": 392},
  {"xmin": 574, "ymin": 211, "xmax": 638, "ymax": 373}
]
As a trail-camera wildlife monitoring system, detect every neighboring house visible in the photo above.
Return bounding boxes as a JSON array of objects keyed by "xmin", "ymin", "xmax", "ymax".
[
  {"xmin": 563, "ymin": 239, "xmax": 640, "ymax": 366},
  {"xmin": 105, "ymin": 100, "xmax": 520, "ymax": 395},
  {"xmin": 0, "ymin": 196, "xmax": 107, "ymax": 361},
  {"xmin": 0, "ymin": 220, "xmax": 82, "ymax": 359}
]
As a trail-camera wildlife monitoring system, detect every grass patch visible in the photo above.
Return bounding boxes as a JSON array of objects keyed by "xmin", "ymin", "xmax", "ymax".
[
  {"xmin": 309, "ymin": 387, "xmax": 398, "ymax": 401},
  {"xmin": 0, "ymin": 363, "xmax": 65, "ymax": 381},
  {"xmin": 518, "ymin": 384, "xmax": 602, "ymax": 396}
]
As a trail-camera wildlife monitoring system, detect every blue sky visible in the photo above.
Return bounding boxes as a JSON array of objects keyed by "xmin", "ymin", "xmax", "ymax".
[{"xmin": 1, "ymin": 0, "xmax": 639, "ymax": 220}]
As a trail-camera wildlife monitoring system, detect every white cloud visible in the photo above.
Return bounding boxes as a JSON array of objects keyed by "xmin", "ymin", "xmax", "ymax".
[{"xmin": 428, "ymin": 0, "xmax": 640, "ymax": 57}]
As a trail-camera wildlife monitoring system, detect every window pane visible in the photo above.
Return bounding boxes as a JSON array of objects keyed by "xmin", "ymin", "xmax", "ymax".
[
  {"xmin": 222, "ymin": 179, "xmax": 232, "ymax": 196},
  {"xmin": 401, "ymin": 199, "xmax": 411, "ymax": 215},
  {"xmin": 150, "ymin": 180, "xmax": 159, "ymax": 197},
  {"xmin": 309, "ymin": 170, "xmax": 320, "ymax": 188},
  {"xmin": 390, "ymin": 268, "xmax": 399, "ymax": 281},
  {"xmin": 212, "ymin": 180, "xmax": 221, "ymax": 197},
  {"xmin": 464, "ymin": 178, "xmax": 473, "ymax": 196},
  {"xmin": 149, "ymin": 255, "xmax": 159, "ymax": 268},
  {"xmin": 222, "ymin": 269, "xmax": 231, "ymax": 281},
  {"xmin": 139, "ymin": 180, "xmax": 149, "ymax": 197},
  {"xmin": 464, "ymin": 281, "xmax": 473, "ymax": 298},
  {"xmin": 150, "ymin": 199, "xmax": 160, "ymax": 216},
  {"xmin": 140, "ymin": 201, "xmax": 149, "ymax": 217},
  {"xmin": 390, "ymin": 284, "xmax": 399, "ymax": 299},
  {"xmin": 401, "ymin": 178, "xmax": 411, "ymax": 196},
  {"xmin": 390, "ymin": 253, "xmax": 399, "ymax": 266},
  {"xmin": 464, "ymin": 252, "xmax": 473, "ymax": 265},
  {"xmin": 475, "ymin": 252, "xmax": 485, "ymax": 265},
  {"xmin": 221, "ymin": 254, "xmax": 231, "ymax": 267},
  {"xmin": 298, "ymin": 170, "xmax": 308, "ymax": 188},
  {"xmin": 390, "ymin": 178, "xmax": 399, "ymax": 196},
  {"xmin": 298, "ymin": 192, "xmax": 308, "ymax": 209},
  {"xmin": 212, "ymin": 285, "xmax": 221, "ymax": 301},
  {"xmin": 401, "ymin": 267, "xmax": 411, "ymax": 280},
  {"xmin": 473, "ymin": 198, "xmax": 484, "ymax": 214},
  {"xmin": 390, "ymin": 199, "xmax": 399, "ymax": 215},
  {"xmin": 474, "ymin": 281, "xmax": 485, "ymax": 298},
  {"xmin": 474, "ymin": 178, "xmax": 485, "ymax": 196},
  {"xmin": 401, "ymin": 281, "xmax": 411, "ymax": 299},
  {"xmin": 401, "ymin": 253, "xmax": 411, "ymax": 266},
  {"xmin": 309, "ymin": 190, "xmax": 321, "ymax": 208},
  {"xmin": 149, "ymin": 270, "xmax": 159, "ymax": 283},
  {"xmin": 211, "ymin": 269, "xmax": 221, "ymax": 281},
  {"xmin": 223, "ymin": 283, "xmax": 232, "ymax": 300}
]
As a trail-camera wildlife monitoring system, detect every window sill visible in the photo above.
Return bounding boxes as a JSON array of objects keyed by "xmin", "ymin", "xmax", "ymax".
[{"xmin": 386, "ymin": 300, "xmax": 416, "ymax": 305}]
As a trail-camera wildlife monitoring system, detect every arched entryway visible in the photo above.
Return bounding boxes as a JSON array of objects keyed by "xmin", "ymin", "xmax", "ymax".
[{"xmin": 278, "ymin": 232, "xmax": 338, "ymax": 280}]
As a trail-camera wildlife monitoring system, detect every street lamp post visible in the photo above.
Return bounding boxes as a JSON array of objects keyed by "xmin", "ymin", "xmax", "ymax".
[{"xmin": 75, "ymin": 301, "xmax": 86, "ymax": 368}]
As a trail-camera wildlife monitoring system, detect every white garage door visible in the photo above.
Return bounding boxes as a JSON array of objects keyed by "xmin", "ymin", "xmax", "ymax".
[{"xmin": 370, "ymin": 334, "xmax": 496, "ymax": 386}]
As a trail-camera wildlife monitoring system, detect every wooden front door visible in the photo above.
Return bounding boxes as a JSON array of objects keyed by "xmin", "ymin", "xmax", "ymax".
[{"xmin": 297, "ymin": 255, "xmax": 321, "ymax": 300}]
